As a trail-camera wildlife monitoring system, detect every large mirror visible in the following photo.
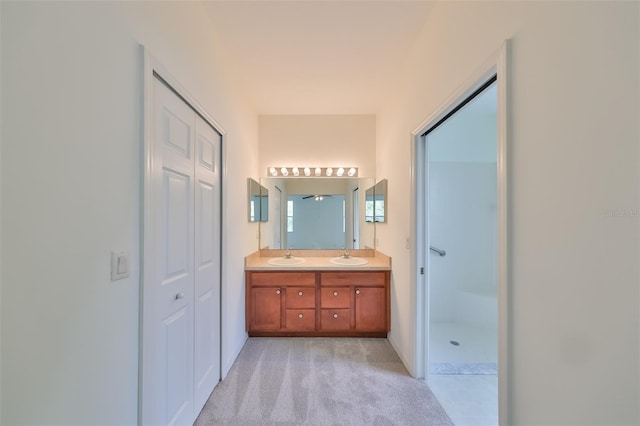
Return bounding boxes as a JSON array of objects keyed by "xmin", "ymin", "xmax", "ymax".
[
  {"xmin": 259, "ymin": 177, "xmax": 375, "ymax": 249},
  {"xmin": 248, "ymin": 178, "xmax": 269, "ymax": 222}
]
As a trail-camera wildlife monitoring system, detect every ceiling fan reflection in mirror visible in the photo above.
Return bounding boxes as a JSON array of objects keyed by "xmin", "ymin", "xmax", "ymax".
[{"xmin": 302, "ymin": 194, "xmax": 332, "ymax": 201}]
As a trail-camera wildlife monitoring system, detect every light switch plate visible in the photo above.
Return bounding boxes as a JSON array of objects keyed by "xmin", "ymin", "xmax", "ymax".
[{"xmin": 111, "ymin": 251, "xmax": 130, "ymax": 281}]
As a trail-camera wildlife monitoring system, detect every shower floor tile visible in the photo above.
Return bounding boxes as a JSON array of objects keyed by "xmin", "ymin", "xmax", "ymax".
[
  {"xmin": 428, "ymin": 321, "xmax": 498, "ymax": 425},
  {"xmin": 429, "ymin": 321, "xmax": 497, "ymax": 365}
]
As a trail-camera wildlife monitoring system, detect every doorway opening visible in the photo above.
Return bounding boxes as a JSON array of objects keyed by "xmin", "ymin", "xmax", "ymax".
[
  {"xmin": 412, "ymin": 43, "xmax": 509, "ymax": 426},
  {"xmin": 425, "ymin": 77, "xmax": 497, "ymax": 425}
]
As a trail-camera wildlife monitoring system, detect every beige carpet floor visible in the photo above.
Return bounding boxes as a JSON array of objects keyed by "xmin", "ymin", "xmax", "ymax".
[{"xmin": 195, "ymin": 337, "xmax": 453, "ymax": 425}]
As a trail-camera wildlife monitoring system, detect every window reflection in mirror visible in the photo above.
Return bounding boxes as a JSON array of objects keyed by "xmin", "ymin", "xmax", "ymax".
[
  {"xmin": 259, "ymin": 177, "xmax": 375, "ymax": 250},
  {"xmin": 365, "ymin": 179, "xmax": 387, "ymax": 223}
]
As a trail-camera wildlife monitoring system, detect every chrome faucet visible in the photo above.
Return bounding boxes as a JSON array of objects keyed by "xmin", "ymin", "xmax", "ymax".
[
  {"xmin": 284, "ymin": 247, "xmax": 293, "ymax": 259},
  {"xmin": 341, "ymin": 248, "xmax": 350, "ymax": 259}
]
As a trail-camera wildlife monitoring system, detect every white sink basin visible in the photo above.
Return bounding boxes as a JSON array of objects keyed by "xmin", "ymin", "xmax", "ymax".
[
  {"xmin": 329, "ymin": 257, "xmax": 369, "ymax": 266},
  {"xmin": 267, "ymin": 257, "xmax": 306, "ymax": 266}
]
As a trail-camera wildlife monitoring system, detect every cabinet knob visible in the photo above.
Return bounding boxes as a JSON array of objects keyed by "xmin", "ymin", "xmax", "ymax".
[
  {"xmin": 175, "ymin": 292, "xmax": 184, "ymax": 300},
  {"xmin": 276, "ymin": 289, "xmax": 281, "ymax": 295},
  {"xmin": 333, "ymin": 313, "xmax": 338, "ymax": 319},
  {"xmin": 333, "ymin": 291, "xmax": 338, "ymax": 296},
  {"xmin": 298, "ymin": 313, "xmax": 304, "ymax": 319},
  {"xmin": 298, "ymin": 291, "xmax": 303, "ymax": 296},
  {"xmin": 355, "ymin": 289, "xmax": 360, "ymax": 295}
]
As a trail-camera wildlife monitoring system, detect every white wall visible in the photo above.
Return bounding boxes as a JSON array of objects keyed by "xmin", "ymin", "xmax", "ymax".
[
  {"xmin": 1, "ymin": 2, "xmax": 256, "ymax": 424},
  {"xmin": 429, "ymin": 162, "xmax": 497, "ymax": 329},
  {"xmin": 377, "ymin": 2, "xmax": 639, "ymax": 425},
  {"xmin": 259, "ymin": 115, "xmax": 376, "ymax": 178}
]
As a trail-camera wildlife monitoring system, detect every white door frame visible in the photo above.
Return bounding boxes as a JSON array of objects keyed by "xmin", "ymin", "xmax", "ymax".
[
  {"xmin": 140, "ymin": 46, "xmax": 226, "ymax": 425},
  {"xmin": 411, "ymin": 41, "xmax": 509, "ymax": 425}
]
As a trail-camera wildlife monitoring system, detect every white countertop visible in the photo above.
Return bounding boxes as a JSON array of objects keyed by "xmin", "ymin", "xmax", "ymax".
[{"xmin": 245, "ymin": 250, "xmax": 391, "ymax": 271}]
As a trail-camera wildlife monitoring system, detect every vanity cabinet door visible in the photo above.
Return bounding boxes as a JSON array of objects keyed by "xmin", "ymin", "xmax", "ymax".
[
  {"xmin": 354, "ymin": 286, "xmax": 386, "ymax": 331},
  {"xmin": 251, "ymin": 287, "xmax": 282, "ymax": 330}
]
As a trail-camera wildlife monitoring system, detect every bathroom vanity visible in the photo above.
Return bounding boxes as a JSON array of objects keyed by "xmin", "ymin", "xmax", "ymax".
[{"xmin": 245, "ymin": 251, "xmax": 391, "ymax": 337}]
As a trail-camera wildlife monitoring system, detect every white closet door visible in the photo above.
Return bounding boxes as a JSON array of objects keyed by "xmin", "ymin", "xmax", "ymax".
[
  {"xmin": 149, "ymin": 77, "xmax": 196, "ymax": 426},
  {"xmin": 143, "ymin": 71, "xmax": 222, "ymax": 426},
  {"xmin": 193, "ymin": 115, "xmax": 221, "ymax": 412}
]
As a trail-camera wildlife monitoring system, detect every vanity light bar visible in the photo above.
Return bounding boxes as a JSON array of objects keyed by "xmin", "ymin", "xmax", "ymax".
[{"xmin": 267, "ymin": 167, "xmax": 358, "ymax": 177}]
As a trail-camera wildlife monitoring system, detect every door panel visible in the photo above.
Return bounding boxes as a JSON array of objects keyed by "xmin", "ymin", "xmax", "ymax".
[
  {"xmin": 162, "ymin": 169, "xmax": 192, "ymax": 282},
  {"xmin": 164, "ymin": 307, "xmax": 192, "ymax": 425},
  {"xmin": 193, "ymin": 115, "xmax": 221, "ymax": 412},
  {"xmin": 153, "ymin": 79, "xmax": 196, "ymax": 426}
]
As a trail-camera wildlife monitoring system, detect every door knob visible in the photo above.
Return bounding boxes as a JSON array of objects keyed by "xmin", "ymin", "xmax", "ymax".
[{"xmin": 355, "ymin": 289, "xmax": 360, "ymax": 295}]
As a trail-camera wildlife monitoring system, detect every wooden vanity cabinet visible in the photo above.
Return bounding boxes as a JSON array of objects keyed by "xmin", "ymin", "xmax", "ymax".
[
  {"xmin": 246, "ymin": 270, "xmax": 389, "ymax": 337},
  {"xmin": 246, "ymin": 271, "xmax": 315, "ymax": 334},
  {"xmin": 320, "ymin": 271, "xmax": 389, "ymax": 334}
]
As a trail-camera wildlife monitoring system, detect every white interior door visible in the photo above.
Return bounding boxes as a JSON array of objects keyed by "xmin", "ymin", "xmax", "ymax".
[
  {"xmin": 142, "ymin": 73, "xmax": 221, "ymax": 426},
  {"xmin": 193, "ymin": 115, "xmax": 221, "ymax": 413},
  {"xmin": 150, "ymin": 77, "xmax": 196, "ymax": 426}
]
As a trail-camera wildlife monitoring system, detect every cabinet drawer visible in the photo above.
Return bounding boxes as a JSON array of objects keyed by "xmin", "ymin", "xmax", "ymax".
[
  {"xmin": 286, "ymin": 287, "xmax": 316, "ymax": 309},
  {"xmin": 285, "ymin": 309, "xmax": 315, "ymax": 331},
  {"xmin": 320, "ymin": 309, "xmax": 351, "ymax": 330},
  {"xmin": 320, "ymin": 271, "xmax": 385, "ymax": 287},
  {"xmin": 320, "ymin": 287, "xmax": 350, "ymax": 308},
  {"xmin": 250, "ymin": 272, "xmax": 315, "ymax": 287}
]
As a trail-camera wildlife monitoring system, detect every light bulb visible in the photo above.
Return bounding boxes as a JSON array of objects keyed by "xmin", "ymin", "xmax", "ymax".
[
  {"xmin": 337, "ymin": 167, "xmax": 344, "ymax": 176},
  {"xmin": 326, "ymin": 167, "xmax": 333, "ymax": 176},
  {"xmin": 269, "ymin": 167, "xmax": 278, "ymax": 176},
  {"xmin": 304, "ymin": 167, "xmax": 311, "ymax": 176},
  {"xmin": 292, "ymin": 167, "xmax": 299, "ymax": 176},
  {"xmin": 315, "ymin": 167, "xmax": 321, "ymax": 176},
  {"xmin": 280, "ymin": 167, "xmax": 288, "ymax": 176},
  {"xmin": 348, "ymin": 167, "xmax": 357, "ymax": 177}
]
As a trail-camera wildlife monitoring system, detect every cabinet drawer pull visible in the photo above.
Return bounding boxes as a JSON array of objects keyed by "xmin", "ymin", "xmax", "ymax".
[
  {"xmin": 333, "ymin": 291, "xmax": 338, "ymax": 296},
  {"xmin": 355, "ymin": 289, "xmax": 360, "ymax": 295},
  {"xmin": 276, "ymin": 289, "xmax": 281, "ymax": 295},
  {"xmin": 333, "ymin": 313, "xmax": 338, "ymax": 319},
  {"xmin": 298, "ymin": 291, "xmax": 303, "ymax": 296},
  {"xmin": 298, "ymin": 313, "xmax": 304, "ymax": 319},
  {"xmin": 175, "ymin": 292, "xmax": 184, "ymax": 300}
]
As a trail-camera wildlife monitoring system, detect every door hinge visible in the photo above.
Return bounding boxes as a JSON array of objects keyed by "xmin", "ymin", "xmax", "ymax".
[{"xmin": 420, "ymin": 267, "xmax": 425, "ymax": 275}]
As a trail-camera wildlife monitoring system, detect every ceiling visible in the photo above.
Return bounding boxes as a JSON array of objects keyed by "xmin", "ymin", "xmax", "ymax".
[{"xmin": 204, "ymin": 1, "xmax": 434, "ymax": 114}]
